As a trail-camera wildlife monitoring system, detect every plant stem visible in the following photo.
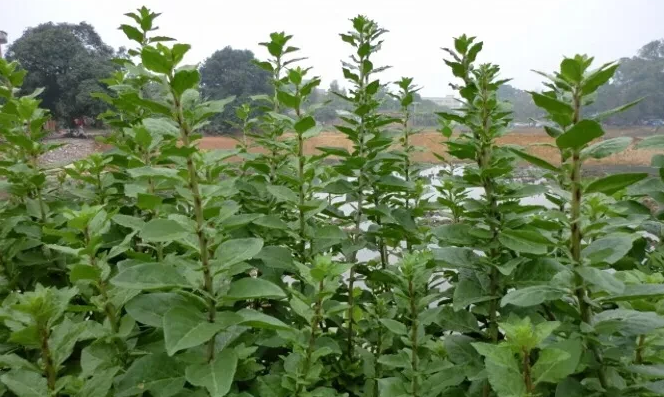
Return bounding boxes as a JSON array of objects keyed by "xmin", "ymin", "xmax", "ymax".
[
  {"xmin": 294, "ymin": 84, "xmax": 307, "ymax": 265},
  {"xmin": 39, "ymin": 326, "xmax": 57, "ymax": 395},
  {"xmin": 408, "ymin": 278, "xmax": 419, "ymax": 397},
  {"xmin": 522, "ymin": 347, "xmax": 533, "ymax": 393},
  {"xmin": 85, "ymin": 227, "xmax": 118, "ymax": 333},
  {"xmin": 635, "ymin": 334, "xmax": 646, "ymax": 364},
  {"xmin": 569, "ymin": 90, "xmax": 608, "ymax": 389},
  {"xmin": 296, "ymin": 279, "xmax": 325, "ymax": 397},
  {"xmin": 171, "ymin": 84, "xmax": 216, "ymax": 362}
]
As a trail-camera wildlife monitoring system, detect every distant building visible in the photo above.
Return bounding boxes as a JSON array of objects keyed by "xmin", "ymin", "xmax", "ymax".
[{"xmin": 425, "ymin": 95, "xmax": 458, "ymax": 109}]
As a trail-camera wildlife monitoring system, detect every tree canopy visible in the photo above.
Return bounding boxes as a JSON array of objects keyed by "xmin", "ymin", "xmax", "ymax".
[
  {"xmin": 199, "ymin": 46, "xmax": 271, "ymax": 132},
  {"xmin": 6, "ymin": 22, "xmax": 116, "ymax": 126}
]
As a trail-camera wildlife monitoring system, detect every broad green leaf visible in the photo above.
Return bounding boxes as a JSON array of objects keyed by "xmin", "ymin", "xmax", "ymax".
[
  {"xmin": 69, "ymin": 264, "xmax": 101, "ymax": 282},
  {"xmin": 593, "ymin": 309, "xmax": 664, "ymax": 336},
  {"xmin": 432, "ymin": 223, "xmax": 475, "ymax": 245},
  {"xmin": 214, "ymin": 238, "xmax": 264, "ymax": 270},
  {"xmin": 237, "ymin": 308, "xmax": 291, "ymax": 330},
  {"xmin": 311, "ymin": 225, "xmax": 346, "ymax": 253},
  {"xmin": 0, "ymin": 369, "xmax": 48, "ymax": 397},
  {"xmin": 636, "ymin": 135, "xmax": 664, "ymax": 150},
  {"xmin": 561, "ymin": 58, "xmax": 583, "ymax": 83},
  {"xmin": 581, "ymin": 137, "xmax": 631, "ymax": 159},
  {"xmin": 444, "ymin": 335, "xmax": 483, "ymax": 366},
  {"xmin": 438, "ymin": 307, "xmax": 480, "ymax": 333},
  {"xmin": 472, "ymin": 343, "xmax": 526, "ymax": 397},
  {"xmin": 626, "ymin": 364, "xmax": 664, "ymax": 377},
  {"xmin": 77, "ymin": 367, "xmax": 119, "ymax": 397},
  {"xmin": 532, "ymin": 348, "xmax": 573, "ymax": 385},
  {"xmin": 125, "ymin": 292, "xmax": 199, "ymax": 327},
  {"xmin": 140, "ymin": 219, "xmax": 189, "ymax": 243},
  {"xmin": 603, "ymin": 284, "xmax": 664, "ymax": 302},
  {"xmin": 112, "ymin": 214, "xmax": 146, "ymax": 230},
  {"xmin": 556, "ymin": 119, "xmax": 604, "ymax": 149},
  {"xmin": 111, "ymin": 263, "xmax": 190, "ymax": 290},
  {"xmin": 50, "ymin": 318, "xmax": 86, "ymax": 367},
  {"xmin": 585, "ymin": 173, "xmax": 647, "ymax": 195},
  {"xmin": 498, "ymin": 229, "xmax": 550, "ymax": 255},
  {"xmin": 141, "ymin": 47, "xmax": 173, "ymax": 74},
  {"xmin": 185, "ymin": 349, "xmax": 237, "ymax": 397},
  {"xmin": 225, "ymin": 278, "xmax": 286, "ymax": 301},
  {"xmin": 255, "ymin": 246, "xmax": 293, "ymax": 270},
  {"xmin": 555, "ymin": 378, "xmax": 584, "ymax": 397},
  {"xmin": 591, "ymin": 98, "xmax": 644, "ymax": 122},
  {"xmin": 453, "ymin": 275, "xmax": 493, "ymax": 311},
  {"xmin": 509, "ymin": 148, "xmax": 560, "ymax": 172},
  {"xmin": 576, "ymin": 267, "xmax": 625, "ymax": 294},
  {"xmin": 432, "ymin": 247, "xmax": 480, "ymax": 269},
  {"xmin": 0, "ymin": 354, "xmax": 39, "ymax": 372},
  {"xmin": 294, "ymin": 116, "xmax": 316, "ymax": 134},
  {"xmin": 582, "ymin": 234, "xmax": 635, "ymax": 264},
  {"xmin": 115, "ymin": 353, "xmax": 185, "ymax": 397},
  {"xmin": 377, "ymin": 377, "xmax": 408, "ymax": 397},
  {"xmin": 501, "ymin": 286, "xmax": 566, "ymax": 307},
  {"xmin": 266, "ymin": 185, "xmax": 298, "ymax": 202},
  {"xmin": 128, "ymin": 166, "xmax": 180, "ymax": 179},
  {"xmin": 171, "ymin": 69, "xmax": 200, "ymax": 96},
  {"xmin": 377, "ymin": 353, "xmax": 410, "ymax": 368},
  {"xmin": 530, "ymin": 92, "xmax": 573, "ymax": 116},
  {"xmin": 379, "ymin": 319, "xmax": 407, "ymax": 335},
  {"xmin": 163, "ymin": 307, "xmax": 235, "ymax": 356}
]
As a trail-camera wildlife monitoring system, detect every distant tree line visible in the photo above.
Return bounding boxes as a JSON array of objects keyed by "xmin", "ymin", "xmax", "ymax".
[{"xmin": 5, "ymin": 21, "xmax": 663, "ymax": 132}]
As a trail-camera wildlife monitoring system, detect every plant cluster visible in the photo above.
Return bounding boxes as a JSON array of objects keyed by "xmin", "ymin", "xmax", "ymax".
[{"xmin": 1, "ymin": 7, "xmax": 664, "ymax": 397}]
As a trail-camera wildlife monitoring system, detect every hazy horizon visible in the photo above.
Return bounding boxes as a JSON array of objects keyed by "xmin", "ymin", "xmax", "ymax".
[{"xmin": 2, "ymin": 0, "xmax": 663, "ymax": 96}]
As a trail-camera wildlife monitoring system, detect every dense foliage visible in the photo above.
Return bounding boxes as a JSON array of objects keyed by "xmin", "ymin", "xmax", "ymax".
[
  {"xmin": 6, "ymin": 22, "xmax": 117, "ymax": 126},
  {"xmin": 2, "ymin": 7, "xmax": 664, "ymax": 397}
]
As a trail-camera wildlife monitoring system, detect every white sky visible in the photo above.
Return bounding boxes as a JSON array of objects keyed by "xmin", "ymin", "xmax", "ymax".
[{"xmin": 2, "ymin": 0, "xmax": 663, "ymax": 96}]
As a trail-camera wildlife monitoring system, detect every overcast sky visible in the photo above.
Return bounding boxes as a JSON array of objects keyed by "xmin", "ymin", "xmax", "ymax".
[{"xmin": 2, "ymin": 0, "xmax": 663, "ymax": 96}]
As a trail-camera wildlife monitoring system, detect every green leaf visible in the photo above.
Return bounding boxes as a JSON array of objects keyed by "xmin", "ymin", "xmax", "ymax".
[
  {"xmin": 112, "ymin": 214, "xmax": 146, "ymax": 230},
  {"xmin": 115, "ymin": 353, "xmax": 185, "ymax": 397},
  {"xmin": 530, "ymin": 92, "xmax": 573, "ymax": 116},
  {"xmin": 77, "ymin": 367, "xmax": 119, "ymax": 397},
  {"xmin": 438, "ymin": 307, "xmax": 480, "ymax": 333},
  {"xmin": 432, "ymin": 247, "xmax": 480, "ymax": 269},
  {"xmin": 593, "ymin": 309, "xmax": 664, "ymax": 336},
  {"xmin": 501, "ymin": 286, "xmax": 566, "ymax": 307},
  {"xmin": 163, "ymin": 307, "xmax": 233, "ymax": 356},
  {"xmin": 126, "ymin": 292, "xmax": 199, "ymax": 327},
  {"xmin": 50, "ymin": 318, "xmax": 85, "ymax": 367},
  {"xmin": 128, "ymin": 166, "xmax": 180, "ymax": 180},
  {"xmin": 137, "ymin": 193, "xmax": 163, "ymax": 210},
  {"xmin": 585, "ymin": 173, "xmax": 647, "ymax": 195},
  {"xmin": 582, "ymin": 234, "xmax": 635, "ymax": 264},
  {"xmin": 561, "ymin": 58, "xmax": 583, "ymax": 83},
  {"xmin": 444, "ymin": 335, "xmax": 483, "ymax": 366},
  {"xmin": 498, "ymin": 229, "xmax": 550, "ymax": 255},
  {"xmin": 532, "ymin": 348, "xmax": 573, "ymax": 385},
  {"xmin": 377, "ymin": 377, "xmax": 408, "ymax": 397},
  {"xmin": 120, "ymin": 25, "xmax": 144, "ymax": 43},
  {"xmin": 225, "ymin": 278, "xmax": 286, "ymax": 301},
  {"xmin": 509, "ymin": 148, "xmax": 560, "ymax": 172},
  {"xmin": 636, "ymin": 135, "xmax": 664, "ymax": 150},
  {"xmin": 214, "ymin": 238, "xmax": 264, "ymax": 269},
  {"xmin": 591, "ymin": 98, "xmax": 644, "ymax": 122},
  {"xmin": 140, "ymin": 219, "xmax": 189, "ymax": 243},
  {"xmin": 294, "ymin": 116, "xmax": 316, "ymax": 134},
  {"xmin": 237, "ymin": 308, "xmax": 291, "ymax": 330},
  {"xmin": 582, "ymin": 63, "xmax": 619, "ymax": 95},
  {"xmin": 581, "ymin": 137, "xmax": 631, "ymax": 159},
  {"xmin": 603, "ymin": 284, "xmax": 664, "ymax": 302},
  {"xmin": 111, "ymin": 263, "xmax": 190, "ymax": 290},
  {"xmin": 69, "ymin": 264, "xmax": 101, "ymax": 282},
  {"xmin": 186, "ymin": 350, "xmax": 237, "ymax": 397},
  {"xmin": 311, "ymin": 225, "xmax": 347, "ymax": 253},
  {"xmin": 576, "ymin": 267, "xmax": 625, "ymax": 294},
  {"xmin": 171, "ymin": 69, "xmax": 200, "ymax": 96},
  {"xmin": 556, "ymin": 119, "xmax": 604, "ymax": 149},
  {"xmin": 472, "ymin": 343, "xmax": 526, "ymax": 397},
  {"xmin": 141, "ymin": 47, "xmax": 173, "ymax": 75},
  {"xmin": 379, "ymin": 319, "xmax": 407, "ymax": 335},
  {"xmin": 266, "ymin": 185, "xmax": 298, "ymax": 202},
  {"xmin": 0, "ymin": 370, "xmax": 48, "ymax": 397}
]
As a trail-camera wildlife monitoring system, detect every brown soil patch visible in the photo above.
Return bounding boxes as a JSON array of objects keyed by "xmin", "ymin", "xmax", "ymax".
[{"xmin": 197, "ymin": 128, "xmax": 662, "ymax": 167}]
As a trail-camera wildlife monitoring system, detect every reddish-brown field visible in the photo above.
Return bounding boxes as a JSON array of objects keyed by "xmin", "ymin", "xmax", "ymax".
[{"xmin": 197, "ymin": 127, "xmax": 662, "ymax": 166}]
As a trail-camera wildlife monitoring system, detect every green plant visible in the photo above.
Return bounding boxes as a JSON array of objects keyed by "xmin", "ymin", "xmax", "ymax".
[{"xmin": 1, "ymin": 7, "xmax": 664, "ymax": 397}]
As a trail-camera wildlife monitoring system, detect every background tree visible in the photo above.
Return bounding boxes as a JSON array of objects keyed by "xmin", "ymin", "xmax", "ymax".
[
  {"xmin": 199, "ymin": 46, "xmax": 271, "ymax": 133},
  {"xmin": 6, "ymin": 22, "xmax": 116, "ymax": 126}
]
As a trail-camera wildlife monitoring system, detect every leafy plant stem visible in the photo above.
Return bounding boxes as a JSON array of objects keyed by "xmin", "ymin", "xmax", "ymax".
[
  {"xmin": 635, "ymin": 334, "xmax": 646, "ymax": 364},
  {"xmin": 296, "ymin": 279, "xmax": 325, "ymax": 397},
  {"xmin": 569, "ymin": 90, "xmax": 608, "ymax": 389},
  {"xmin": 522, "ymin": 347, "xmax": 533, "ymax": 393},
  {"xmin": 170, "ymin": 79, "xmax": 216, "ymax": 362},
  {"xmin": 408, "ymin": 278, "xmax": 419, "ymax": 397},
  {"xmin": 39, "ymin": 325, "xmax": 57, "ymax": 395}
]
